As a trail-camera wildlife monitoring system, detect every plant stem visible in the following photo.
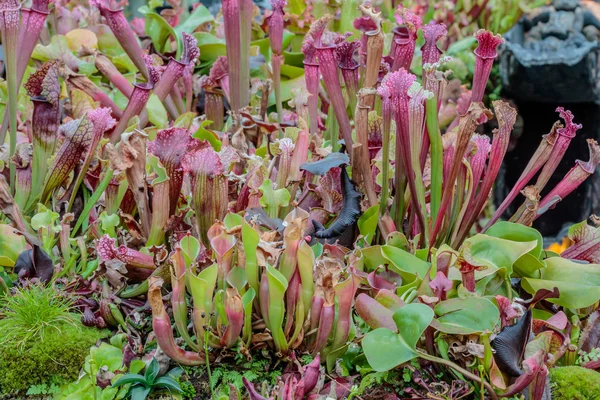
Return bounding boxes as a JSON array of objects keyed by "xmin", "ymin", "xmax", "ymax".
[
  {"xmin": 426, "ymin": 95, "xmax": 443, "ymax": 226},
  {"xmin": 72, "ymin": 169, "xmax": 114, "ymax": 237},
  {"xmin": 416, "ymin": 350, "xmax": 498, "ymax": 400},
  {"xmin": 204, "ymin": 330, "xmax": 216, "ymax": 400},
  {"xmin": 379, "ymin": 107, "xmax": 391, "ymax": 218}
]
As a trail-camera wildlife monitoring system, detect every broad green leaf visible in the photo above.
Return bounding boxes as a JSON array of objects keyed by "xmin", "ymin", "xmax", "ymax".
[
  {"xmin": 242, "ymin": 221, "xmax": 260, "ymax": 296},
  {"xmin": 224, "ymin": 213, "xmax": 244, "ymax": 229},
  {"xmin": 31, "ymin": 204, "xmax": 60, "ymax": 230},
  {"xmin": 144, "ymin": 358, "xmax": 160, "ymax": 384},
  {"xmin": 269, "ymin": 74, "xmax": 306, "ymax": 106},
  {"xmin": 363, "ymin": 304, "xmax": 434, "ymax": 372},
  {"xmin": 259, "ymin": 179, "xmax": 291, "ymax": 218},
  {"xmin": 146, "ymin": 94, "xmax": 168, "ymax": 128},
  {"xmin": 174, "ymin": 5, "xmax": 213, "ymax": 35},
  {"xmin": 179, "ymin": 235, "xmax": 200, "ymax": 267},
  {"xmin": 188, "ymin": 264, "xmax": 218, "ymax": 342},
  {"xmin": 193, "ymin": 32, "xmax": 226, "ymax": 61},
  {"xmin": 357, "ymin": 245, "xmax": 386, "ymax": 271},
  {"xmin": 226, "ymin": 267, "xmax": 248, "ymax": 293},
  {"xmin": 146, "ymin": 154, "xmax": 168, "ymax": 184},
  {"xmin": 432, "ymin": 297, "xmax": 500, "ymax": 334},
  {"xmin": 266, "ymin": 265, "xmax": 289, "ymax": 352},
  {"xmin": 486, "ymin": 221, "xmax": 543, "ymax": 258},
  {"xmin": 358, "ymin": 205, "xmax": 379, "ymax": 245},
  {"xmin": 453, "ymin": 234, "xmax": 537, "ymax": 280},
  {"xmin": 192, "ymin": 120, "xmax": 222, "ymax": 151},
  {"xmin": 173, "ymin": 112, "xmax": 197, "ymax": 130},
  {"xmin": 0, "ymin": 225, "xmax": 28, "ymax": 267},
  {"xmin": 381, "ymin": 245, "xmax": 430, "ymax": 280},
  {"xmin": 486, "ymin": 221, "xmax": 545, "ymax": 278},
  {"xmin": 522, "ymin": 257, "xmax": 600, "ymax": 309},
  {"xmin": 252, "ymin": 31, "xmax": 295, "ymax": 61},
  {"xmin": 145, "ymin": 12, "xmax": 179, "ymax": 54}
]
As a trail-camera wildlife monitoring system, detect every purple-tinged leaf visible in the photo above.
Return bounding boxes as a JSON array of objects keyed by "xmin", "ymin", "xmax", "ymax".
[
  {"xmin": 295, "ymin": 353, "xmax": 321, "ymax": 398},
  {"xmin": 0, "ymin": 0, "xmax": 21, "ymax": 185},
  {"xmin": 183, "ymin": 147, "xmax": 229, "ymax": 245},
  {"xmin": 420, "ymin": 21, "xmax": 447, "ymax": 66},
  {"xmin": 453, "ymin": 100, "xmax": 516, "ymax": 247},
  {"xmin": 389, "ymin": 7, "xmax": 420, "ymax": 72},
  {"xmin": 429, "ymin": 271, "xmax": 452, "ymax": 301},
  {"xmin": 496, "ymin": 295, "xmax": 519, "ymax": 328},
  {"xmin": 528, "ymin": 108, "xmax": 582, "ymax": 193},
  {"xmin": 355, "ymin": 293, "xmax": 396, "ymax": 330},
  {"xmin": 148, "ymin": 276, "xmax": 205, "ymax": 365},
  {"xmin": 313, "ymin": 303, "xmax": 334, "ymax": 354},
  {"xmin": 336, "ymin": 40, "xmax": 360, "ymax": 112},
  {"xmin": 67, "ymin": 76, "xmax": 123, "ymax": 119},
  {"xmin": 470, "ymin": 30, "xmax": 503, "ymax": 105},
  {"xmin": 242, "ymin": 377, "xmax": 268, "ymax": 400},
  {"xmin": 110, "ymin": 81, "xmax": 153, "ymax": 143},
  {"xmin": 538, "ymin": 139, "xmax": 600, "ymax": 215},
  {"xmin": 153, "ymin": 33, "xmax": 198, "ymax": 117},
  {"xmin": 148, "ymin": 128, "xmax": 202, "ymax": 214},
  {"xmin": 90, "ymin": 0, "xmax": 148, "ymax": 79},
  {"xmin": 484, "ymin": 121, "xmax": 562, "ymax": 231},
  {"xmin": 316, "ymin": 39, "xmax": 354, "ymax": 149},
  {"xmin": 41, "ymin": 115, "xmax": 94, "ymax": 203},
  {"xmin": 97, "ymin": 234, "xmax": 155, "ymax": 270},
  {"xmin": 268, "ymin": 0, "xmax": 286, "ymax": 55},
  {"xmin": 330, "ymin": 270, "xmax": 359, "ymax": 351},
  {"xmin": 500, "ymin": 349, "xmax": 546, "ymax": 397},
  {"xmin": 222, "ymin": 288, "xmax": 243, "ymax": 348}
]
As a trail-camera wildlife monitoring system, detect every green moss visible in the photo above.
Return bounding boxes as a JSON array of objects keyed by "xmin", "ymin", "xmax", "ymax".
[
  {"xmin": 0, "ymin": 322, "xmax": 108, "ymax": 394},
  {"xmin": 550, "ymin": 366, "xmax": 600, "ymax": 400}
]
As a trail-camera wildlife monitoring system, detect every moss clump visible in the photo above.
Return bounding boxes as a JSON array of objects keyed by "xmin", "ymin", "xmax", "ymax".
[
  {"xmin": 0, "ymin": 322, "xmax": 108, "ymax": 394},
  {"xmin": 0, "ymin": 285, "xmax": 108, "ymax": 394},
  {"xmin": 550, "ymin": 366, "xmax": 600, "ymax": 400}
]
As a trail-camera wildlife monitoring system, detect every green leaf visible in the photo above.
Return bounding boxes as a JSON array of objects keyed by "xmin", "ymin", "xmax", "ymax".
[
  {"xmin": 358, "ymin": 205, "xmax": 379, "ymax": 245},
  {"xmin": 193, "ymin": 32, "xmax": 226, "ymax": 62},
  {"xmin": 153, "ymin": 376, "xmax": 183, "ymax": 393},
  {"xmin": 522, "ymin": 257, "xmax": 600, "ymax": 309},
  {"xmin": 146, "ymin": 95, "xmax": 168, "ymax": 128},
  {"xmin": 31, "ymin": 204, "xmax": 60, "ymax": 230},
  {"xmin": 486, "ymin": 221, "xmax": 543, "ymax": 258},
  {"xmin": 129, "ymin": 359, "xmax": 146, "ymax": 375},
  {"xmin": 454, "ymin": 234, "xmax": 538, "ymax": 280},
  {"xmin": 242, "ymin": 221, "xmax": 260, "ymax": 296},
  {"xmin": 486, "ymin": 222, "xmax": 545, "ymax": 278},
  {"xmin": 223, "ymin": 213, "xmax": 244, "ymax": 230},
  {"xmin": 144, "ymin": 358, "xmax": 160, "ymax": 384},
  {"xmin": 192, "ymin": 120, "xmax": 222, "ymax": 151},
  {"xmin": 0, "ymin": 224, "xmax": 28, "ymax": 267},
  {"xmin": 144, "ymin": 12, "xmax": 179, "ymax": 55},
  {"xmin": 362, "ymin": 304, "xmax": 434, "ymax": 372},
  {"xmin": 259, "ymin": 179, "xmax": 291, "ymax": 218},
  {"xmin": 432, "ymin": 297, "xmax": 500, "ymax": 334},
  {"xmin": 269, "ymin": 74, "xmax": 306, "ymax": 107},
  {"xmin": 174, "ymin": 5, "xmax": 213, "ymax": 35},
  {"xmin": 146, "ymin": 154, "xmax": 169, "ymax": 184},
  {"xmin": 129, "ymin": 385, "xmax": 152, "ymax": 400},
  {"xmin": 112, "ymin": 374, "xmax": 147, "ymax": 388},
  {"xmin": 381, "ymin": 245, "xmax": 430, "ymax": 281},
  {"xmin": 180, "ymin": 235, "xmax": 200, "ymax": 267},
  {"xmin": 85, "ymin": 343, "xmax": 124, "ymax": 376}
]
